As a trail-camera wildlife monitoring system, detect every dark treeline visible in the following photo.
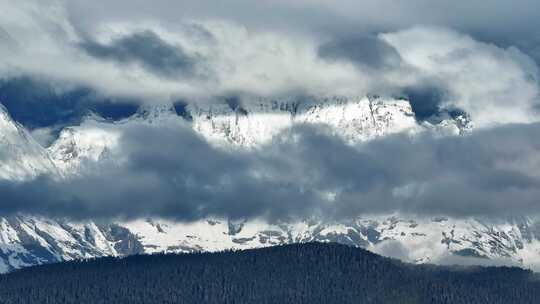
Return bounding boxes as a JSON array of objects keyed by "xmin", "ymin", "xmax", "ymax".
[{"xmin": 0, "ymin": 242, "xmax": 539, "ymax": 304}]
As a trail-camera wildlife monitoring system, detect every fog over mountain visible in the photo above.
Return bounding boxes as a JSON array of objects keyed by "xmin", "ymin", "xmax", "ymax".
[{"xmin": 1, "ymin": 0, "xmax": 540, "ymax": 272}]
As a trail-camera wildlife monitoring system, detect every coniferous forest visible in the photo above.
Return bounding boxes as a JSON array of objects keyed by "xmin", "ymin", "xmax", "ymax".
[{"xmin": 0, "ymin": 242, "xmax": 539, "ymax": 304}]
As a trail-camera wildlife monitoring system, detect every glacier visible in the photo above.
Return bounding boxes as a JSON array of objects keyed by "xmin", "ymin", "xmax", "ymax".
[{"xmin": 2, "ymin": 94, "xmax": 539, "ymax": 273}]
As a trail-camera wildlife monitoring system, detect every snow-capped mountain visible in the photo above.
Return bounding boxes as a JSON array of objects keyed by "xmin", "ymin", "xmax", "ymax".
[
  {"xmin": 2, "ymin": 95, "xmax": 537, "ymax": 274},
  {"xmin": 48, "ymin": 102, "xmax": 179, "ymax": 174},
  {"xmin": 0, "ymin": 216, "xmax": 143, "ymax": 273},
  {"xmin": 1, "ymin": 213, "xmax": 539, "ymax": 273},
  {"xmin": 188, "ymin": 95, "xmax": 419, "ymax": 147},
  {"xmin": 0, "ymin": 104, "xmax": 57, "ymax": 180}
]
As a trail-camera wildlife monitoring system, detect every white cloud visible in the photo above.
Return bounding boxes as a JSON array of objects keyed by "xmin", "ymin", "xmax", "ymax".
[
  {"xmin": 0, "ymin": 1, "xmax": 367, "ymax": 100},
  {"xmin": 370, "ymin": 241, "xmax": 411, "ymax": 261},
  {"xmin": 0, "ymin": 1, "xmax": 539, "ymax": 128},
  {"xmin": 382, "ymin": 27, "xmax": 540, "ymax": 127}
]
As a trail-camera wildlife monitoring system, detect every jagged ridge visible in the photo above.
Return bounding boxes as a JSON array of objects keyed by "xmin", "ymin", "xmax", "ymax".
[{"xmin": 1, "ymin": 96, "xmax": 533, "ymax": 274}]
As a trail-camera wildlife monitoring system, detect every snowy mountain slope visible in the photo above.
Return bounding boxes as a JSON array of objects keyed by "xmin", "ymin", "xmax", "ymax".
[
  {"xmin": 48, "ymin": 120, "xmax": 121, "ymax": 174},
  {"xmin": 0, "ymin": 215, "xmax": 143, "ymax": 273},
  {"xmin": 47, "ymin": 95, "xmax": 470, "ymax": 169},
  {"xmin": 1, "ymin": 213, "xmax": 538, "ymax": 273},
  {"xmin": 0, "ymin": 95, "xmax": 535, "ymax": 274},
  {"xmin": 0, "ymin": 104, "xmax": 57, "ymax": 180},
  {"xmin": 122, "ymin": 215, "xmax": 540, "ymax": 268},
  {"xmin": 47, "ymin": 103, "xmax": 179, "ymax": 174},
  {"xmin": 47, "ymin": 95, "xmax": 420, "ymax": 171},
  {"xmin": 188, "ymin": 95, "xmax": 419, "ymax": 147}
]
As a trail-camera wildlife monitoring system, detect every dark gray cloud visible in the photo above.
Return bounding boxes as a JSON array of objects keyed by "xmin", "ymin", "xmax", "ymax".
[
  {"xmin": 0, "ymin": 123, "xmax": 321, "ymax": 221},
  {"xmin": 318, "ymin": 35, "xmax": 402, "ymax": 70},
  {"xmin": 1, "ymin": 121, "xmax": 540, "ymax": 221},
  {"xmin": 79, "ymin": 30, "xmax": 204, "ymax": 79}
]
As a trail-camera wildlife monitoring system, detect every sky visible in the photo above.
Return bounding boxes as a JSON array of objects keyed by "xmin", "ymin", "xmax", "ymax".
[{"xmin": 1, "ymin": 0, "xmax": 540, "ymax": 221}]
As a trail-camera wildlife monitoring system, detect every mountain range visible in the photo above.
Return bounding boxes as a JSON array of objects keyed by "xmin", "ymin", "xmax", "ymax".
[{"xmin": 2, "ymin": 95, "xmax": 539, "ymax": 273}]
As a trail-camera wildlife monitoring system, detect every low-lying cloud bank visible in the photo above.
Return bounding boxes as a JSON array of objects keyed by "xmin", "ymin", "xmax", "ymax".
[{"xmin": 1, "ymin": 121, "xmax": 540, "ymax": 221}]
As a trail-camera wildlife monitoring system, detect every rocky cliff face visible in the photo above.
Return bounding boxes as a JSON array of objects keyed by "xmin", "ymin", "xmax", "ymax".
[{"xmin": 2, "ymin": 95, "xmax": 535, "ymax": 273}]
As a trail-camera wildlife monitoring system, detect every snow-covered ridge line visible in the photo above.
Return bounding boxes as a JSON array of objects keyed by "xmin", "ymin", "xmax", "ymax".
[
  {"xmin": 46, "ymin": 95, "xmax": 425, "ymax": 172},
  {"xmin": 1, "ymin": 95, "xmax": 514, "ymax": 275},
  {"xmin": 0, "ymin": 103, "xmax": 58, "ymax": 180},
  {"xmin": 188, "ymin": 95, "xmax": 420, "ymax": 147}
]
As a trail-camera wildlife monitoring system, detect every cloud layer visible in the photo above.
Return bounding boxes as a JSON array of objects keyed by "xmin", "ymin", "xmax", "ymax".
[
  {"xmin": 1, "ymin": 120, "xmax": 540, "ymax": 221},
  {"xmin": 79, "ymin": 30, "xmax": 203, "ymax": 79},
  {"xmin": 0, "ymin": 0, "xmax": 539, "ymax": 127}
]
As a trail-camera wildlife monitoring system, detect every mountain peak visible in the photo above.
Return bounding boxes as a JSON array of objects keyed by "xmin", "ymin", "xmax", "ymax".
[
  {"xmin": 134, "ymin": 102, "xmax": 177, "ymax": 123},
  {"xmin": 0, "ymin": 102, "xmax": 18, "ymax": 132},
  {"xmin": 0, "ymin": 102, "xmax": 58, "ymax": 180}
]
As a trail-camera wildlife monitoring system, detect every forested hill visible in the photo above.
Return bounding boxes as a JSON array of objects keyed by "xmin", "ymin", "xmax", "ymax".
[{"xmin": 0, "ymin": 243, "xmax": 539, "ymax": 304}]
